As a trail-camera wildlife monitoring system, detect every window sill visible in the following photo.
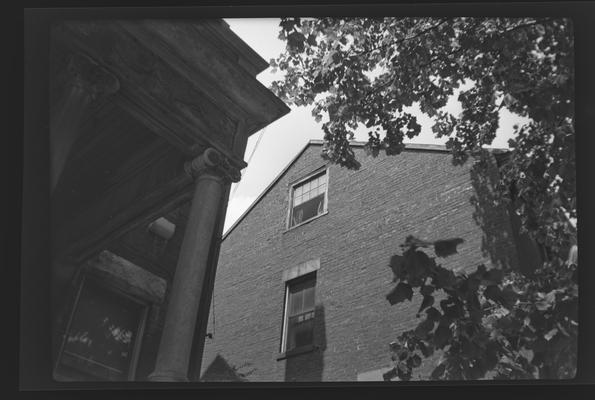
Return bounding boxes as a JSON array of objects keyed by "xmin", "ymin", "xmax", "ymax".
[
  {"xmin": 284, "ymin": 211, "xmax": 328, "ymax": 233},
  {"xmin": 276, "ymin": 344, "xmax": 318, "ymax": 361}
]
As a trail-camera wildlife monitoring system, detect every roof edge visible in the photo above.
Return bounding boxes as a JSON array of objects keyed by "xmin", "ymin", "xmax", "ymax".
[
  {"xmin": 222, "ymin": 140, "xmax": 313, "ymax": 240},
  {"xmin": 222, "ymin": 140, "xmax": 510, "ymax": 240},
  {"xmin": 213, "ymin": 19, "xmax": 269, "ymax": 75}
]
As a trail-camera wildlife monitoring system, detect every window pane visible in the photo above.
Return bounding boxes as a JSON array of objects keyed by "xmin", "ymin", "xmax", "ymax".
[
  {"xmin": 302, "ymin": 286, "xmax": 315, "ymax": 311},
  {"xmin": 317, "ymin": 184, "xmax": 326, "ymax": 196},
  {"xmin": 60, "ymin": 280, "xmax": 142, "ymax": 381},
  {"xmin": 312, "ymin": 176, "xmax": 321, "ymax": 187},
  {"xmin": 287, "ymin": 316, "xmax": 314, "ymax": 350},
  {"xmin": 289, "ymin": 172, "xmax": 328, "ymax": 228},
  {"xmin": 292, "ymin": 208, "xmax": 304, "ymax": 226},
  {"xmin": 303, "ymin": 181, "xmax": 310, "ymax": 192},
  {"xmin": 285, "ymin": 275, "xmax": 316, "ymax": 351},
  {"xmin": 289, "ymin": 289, "xmax": 303, "ymax": 315},
  {"xmin": 292, "ymin": 194, "xmax": 324, "ymax": 224}
]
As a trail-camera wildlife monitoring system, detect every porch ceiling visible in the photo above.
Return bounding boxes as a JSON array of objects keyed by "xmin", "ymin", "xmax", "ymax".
[{"xmin": 50, "ymin": 20, "xmax": 289, "ymax": 262}]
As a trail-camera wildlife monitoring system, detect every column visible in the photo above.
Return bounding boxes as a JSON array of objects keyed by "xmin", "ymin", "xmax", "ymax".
[{"xmin": 149, "ymin": 148, "xmax": 240, "ymax": 382}]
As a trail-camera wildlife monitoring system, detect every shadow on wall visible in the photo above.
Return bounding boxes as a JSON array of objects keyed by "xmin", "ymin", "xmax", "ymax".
[
  {"xmin": 469, "ymin": 156, "xmax": 519, "ymax": 271},
  {"xmin": 284, "ymin": 304, "xmax": 327, "ymax": 382},
  {"xmin": 200, "ymin": 354, "xmax": 253, "ymax": 382}
]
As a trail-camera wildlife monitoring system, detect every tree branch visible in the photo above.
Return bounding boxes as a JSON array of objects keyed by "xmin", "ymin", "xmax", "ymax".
[{"xmin": 348, "ymin": 18, "xmax": 451, "ymax": 60}]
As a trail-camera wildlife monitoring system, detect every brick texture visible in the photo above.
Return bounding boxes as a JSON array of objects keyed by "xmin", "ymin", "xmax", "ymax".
[{"xmin": 200, "ymin": 144, "xmax": 520, "ymax": 382}]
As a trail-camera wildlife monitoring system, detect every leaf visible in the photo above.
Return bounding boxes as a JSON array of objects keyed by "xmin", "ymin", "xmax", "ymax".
[
  {"xmin": 382, "ymin": 367, "xmax": 397, "ymax": 381},
  {"xmin": 287, "ymin": 31, "xmax": 306, "ymax": 53},
  {"xmin": 519, "ymin": 347, "xmax": 534, "ymax": 362},
  {"xmin": 544, "ymin": 328, "xmax": 558, "ymax": 341},
  {"xmin": 407, "ymin": 250, "xmax": 434, "ymax": 279},
  {"xmin": 396, "ymin": 361, "xmax": 412, "ymax": 380},
  {"xmin": 483, "ymin": 269, "xmax": 504, "ymax": 285},
  {"xmin": 434, "ymin": 321, "xmax": 452, "ymax": 349},
  {"xmin": 420, "ymin": 340, "xmax": 435, "ymax": 358},
  {"xmin": 484, "ymin": 285, "xmax": 502, "ymax": 303},
  {"xmin": 418, "ymin": 294, "xmax": 435, "ymax": 314},
  {"xmin": 433, "ymin": 266, "xmax": 457, "ymax": 289},
  {"xmin": 535, "ymin": 290, "xmax": 557, "ymax": 311},
  {"xmin": 386, "ymin": 282, "xmax": 413, "ymax": 305},
  {"xmin": 420, "ymin": 284, "xmax": 435, "ymax": 296},
  {"xmin": 279, "ymin": 18, "xmax": 299, "ymax": 32},
  {"xmin": 431, "ymin": 362, "xmax": 447, "ymax": 380},
  {"xmin": 389, "ymin": 254, "xmax": 405, "ymax": 281},
  {"xmin": 411, "ymin": 354, "xmax": 422, "ymax": 368},
  {"xmin": 403, "ymin": 235, "xmax": 433, "ymax": 249},
  {"xmin": 426, "ymin": 306, "xmax": 442, "ymax": 322},
  {"xmin": 415, "ymin": 317, "xmax": 435, "ymax": 339},
  {"xmin": 499, "ymin": 286, "xmax": 519, "ymax": 308},
  {"xmin": 433, "ymin": 238, "xmax": 464, "ymax": 257}
]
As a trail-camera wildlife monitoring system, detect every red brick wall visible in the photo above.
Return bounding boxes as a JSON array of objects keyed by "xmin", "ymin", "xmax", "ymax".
[{"xmin": 200, "ymin": 144, "xmax": 519, "ymax": 382}]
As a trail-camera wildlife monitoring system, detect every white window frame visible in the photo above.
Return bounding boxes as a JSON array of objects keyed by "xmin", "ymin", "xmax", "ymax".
[{"xmin": 286, "ymin": 167, "xmax": 329, "ymax": 230}]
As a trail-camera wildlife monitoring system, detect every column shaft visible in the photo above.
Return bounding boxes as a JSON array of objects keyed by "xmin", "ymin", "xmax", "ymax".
[{"xmin": 149, "ymin": 172, "xmax": 224, "ymax": 382}]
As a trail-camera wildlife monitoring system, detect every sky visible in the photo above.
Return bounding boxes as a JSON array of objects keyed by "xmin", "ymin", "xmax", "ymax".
[{"xmin": 222, "ymin": 18, "xmax": 530, "ymax": 233}]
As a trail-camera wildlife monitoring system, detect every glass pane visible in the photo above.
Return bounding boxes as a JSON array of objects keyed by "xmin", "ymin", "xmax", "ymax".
[
  {"xmin": 303, "ymin": 181, "xmax": 310, "ymax": 192},
  {"xmin": 293, "ymin": 194, "xmax": 303, "ymax": 206},
  {"xmin": 314, "ymin": 175, "xmax": 323, "ymax": 188},
  {"xmin": 287, "ymin": 317, "xmax": 314, "ymax": 350},
  {"xmin": 302, "ymin": 287, "xmax": 314, "ymax": 311},
  {"xmin": 291, "ymin": 208, "xmax": 304, "ymax": 226},
  {"xmin": 303, "ymin": 191, "xmax": 310, "ymax": 202},
  {"xmin": 289, "ymin": 289, "xmax": 303, "ymax": 315},
  {"xmin": 291, "ymin": 194, "xmax": 324, "ymax": 223},
  {"xmin": 295, "ymin": 185, "xmax": 303, "ymax": 197},
  {"xmin": 302, "ymin": 286, "xmax": 315, "ymax": 311},
  {"xmin": 61, "ymin": 280, "xmax": 142, "ymax": 381}
]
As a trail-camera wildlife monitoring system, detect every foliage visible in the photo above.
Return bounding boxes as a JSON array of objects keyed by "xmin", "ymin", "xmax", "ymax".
[
  {"xmin": 271, "ymin": 17, "xmax": 576, "ymax": 249},
  {"xmin": 271, "ymin": 17, "xmax": 577, "ymax": 380},
  {"xmin": 383, "ymin": 236, "xmax": 577, "ymax": 380}
]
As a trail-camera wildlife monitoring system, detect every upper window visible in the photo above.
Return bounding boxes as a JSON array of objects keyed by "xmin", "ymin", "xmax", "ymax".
[
  {"xmin": 289, "ymin": 170, "xmax": 328, "ymax": 228},
  {"xmin": 54, "ymin": 277, "xmax": 147, "ymax": 381},
  {"xmin": 281, "ymin": 274, "xmax": 316, "ymax": 353}
]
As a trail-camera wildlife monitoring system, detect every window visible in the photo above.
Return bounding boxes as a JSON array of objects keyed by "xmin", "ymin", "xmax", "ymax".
[
  {"xmin": 54, "ymin": 276, "xmax": 148, "ymax": 381},
  {"xmin": 289, "ymin": 170, "xmax": 328, "ymax": 228},
  {"xmin": 281, "ymin": 274, "xmax": 316, "ymax": 353}
]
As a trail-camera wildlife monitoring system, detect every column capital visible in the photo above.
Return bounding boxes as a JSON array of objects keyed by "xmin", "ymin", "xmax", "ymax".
[
  {"xmin": 184, "ymin": 148, "xmax": 241, "ymax": 183},
  {"xmin": 67, "ymin": 52, "xmax": 120, "ymax": 101}
]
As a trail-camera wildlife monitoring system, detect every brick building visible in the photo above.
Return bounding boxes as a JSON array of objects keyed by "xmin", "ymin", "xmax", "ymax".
[{"xmin": 200, "ymin": 140, "xmax": 542, "ymax": 382}]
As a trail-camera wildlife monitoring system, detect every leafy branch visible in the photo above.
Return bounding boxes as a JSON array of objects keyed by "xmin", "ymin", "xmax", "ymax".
[{"xmin": 383, "ymin": 235, "xmax": 577, "ymax": 381}]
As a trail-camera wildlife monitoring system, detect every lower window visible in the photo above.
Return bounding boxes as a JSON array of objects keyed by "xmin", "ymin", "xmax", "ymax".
[
  {"xmin": 55, "ymin": 276, "xmax": 148, "ymax": 381},
  {"xmin": 281, "ymin": 273, "xmax": 316, "ymax": 352}
]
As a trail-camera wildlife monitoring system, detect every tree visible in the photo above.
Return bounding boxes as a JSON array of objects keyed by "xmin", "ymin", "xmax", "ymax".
[
  {"xmin": 270, "ymin": 17, "xmax": 577, "ymax": 379},
  {"xmin": 383, "ymin": 235, "xmax": 577, "ymax": 380}
]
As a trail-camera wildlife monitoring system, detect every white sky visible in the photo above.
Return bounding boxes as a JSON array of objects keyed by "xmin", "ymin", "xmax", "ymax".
[{"xmin": 223, "ymin": 18, "xmax": 530, "ymax": 233}]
